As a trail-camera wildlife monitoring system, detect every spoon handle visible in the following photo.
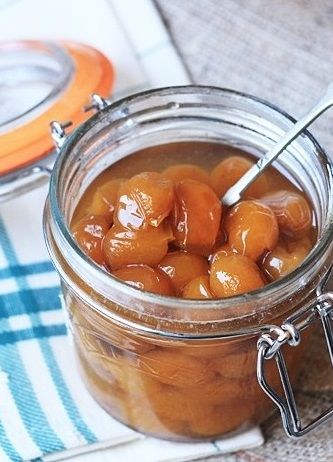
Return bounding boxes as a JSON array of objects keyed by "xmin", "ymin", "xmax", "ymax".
[{"xmin": 222, "ymin": 82, "xmax": 333, "ymax": 207}]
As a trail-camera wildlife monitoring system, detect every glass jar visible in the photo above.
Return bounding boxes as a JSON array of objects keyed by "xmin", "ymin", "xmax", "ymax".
[{"xmin": 43, "ymin": 86, "xmax": 333, "ymax": 441}]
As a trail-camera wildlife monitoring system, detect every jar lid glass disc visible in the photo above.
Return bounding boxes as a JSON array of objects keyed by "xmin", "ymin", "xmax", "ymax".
[{"xmin": 0, "ymin": 40, "xmax": 114, "ymax": 176}]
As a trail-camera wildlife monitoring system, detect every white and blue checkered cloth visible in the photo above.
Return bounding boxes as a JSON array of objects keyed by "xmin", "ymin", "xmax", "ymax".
[{"xmin": 0, "ymin": 1, "xmax": 264, "ymax": 460}]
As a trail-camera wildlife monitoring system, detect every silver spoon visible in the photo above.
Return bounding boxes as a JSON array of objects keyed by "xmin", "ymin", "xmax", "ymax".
[{"xmin": 222, "ymin": 82, "xmax": 333, "ymax": 207}]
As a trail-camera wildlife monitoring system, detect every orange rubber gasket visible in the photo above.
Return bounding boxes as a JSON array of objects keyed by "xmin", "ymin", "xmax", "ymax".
[{"xmin": 0, "ymin": 41, "xmax": 114, "ymax": 176}]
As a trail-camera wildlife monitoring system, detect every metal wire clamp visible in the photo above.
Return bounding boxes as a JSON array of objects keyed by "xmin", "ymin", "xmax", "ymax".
[{"xmin": 257, "ymin": 291, "xmax": 333, "ymax": 437}]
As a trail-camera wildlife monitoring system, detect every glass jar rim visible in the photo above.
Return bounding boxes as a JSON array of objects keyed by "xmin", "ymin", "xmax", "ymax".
[{"xmin": 48, "ymin": 85, "xmax": 333, "ymax": 314}]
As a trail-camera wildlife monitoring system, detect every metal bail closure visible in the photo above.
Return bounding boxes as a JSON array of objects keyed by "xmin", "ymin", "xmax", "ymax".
[
  {"xmin": 50, "ymin": 120, "xmax": 73, "ymax": 151},
  {"xmin": 257, "ymin": 290, "xmax": 333, "ymax": 438},
  {"xmin": 84, "ymin": 93, "xmax": 111, "ymax": 112},
  {"xmin": 84, "ymin": 93, "xmax": 131, "ymax": 125}
]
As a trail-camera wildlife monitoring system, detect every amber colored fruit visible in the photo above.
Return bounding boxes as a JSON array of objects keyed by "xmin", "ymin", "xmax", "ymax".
[
  {"xmin": 114, "ymin": 172, "xmax": 174, "ymax": 229},
  {"xmin": 188, "ymin": 400, "xmax": 254, "ymax": 437},
  {"xmin": 140, "ymin": 379, "xmax": 189, "ymax": 424},
  {"xmin": 139, "ymin": 373, "xmax": 255, "ymax": 437},
  {"xmin": 210, "ymin": 156, "xmax": 268, "ymax": 199},
  {"xmin": 123, "ymin": 373, "xmax": 185, "ymax": 437},
  {"xmin": 103, "ymin": 221, "xmax": 174, "ymax": 270},
  {"xmin": 72, "ymin": 214, "xmax": 110, "ymax": 265},
  {"xmin": 163, "ymin": 164, "xmax": 210, "ymax": 185},
  {"xmin": 260, "ymin": 190, "xmax": 312, "ymax": 238},
  {"xmin": 225, "ymin": 200, "xmax": 279, "ymax": 261},
  {"xmin": 87, "ymin": 178, "xmax": 123, "ymax": 224},
  {"xmin": 158, "ymin": 251, "xmax": 209, "ymax": 294},
  {"xmin": 210, "ymin": 255, "xmax": 265, "ymax": 297},
  {"xmin": 212, "ymin": 350, "xmax": 255, "ymax": 379},
  {"xmin": 85, "ymin": 345, "xmax": 126, "ymax": 386},
  {"xmin": 206, "ymin": 228, "xmax": 228, "ymax": 263},
  {"xmin": 209, "ymin": 244, "xmax": 237, "ymax": 264},
  {"xmin": 171, "ymin": 179, "xmax": 222, "ymax": 256},
  {"xmin": 261, "ymin": 237, "xmax": 312, "ymax": 281},
  {"xmin": 138, "ymin": 349, "xmax": 215, "ymax": 388},
  {"xmin": 182, "ymin": 275, "xmax": 214, "ymax": 299},
  {"xmin": 75, "ymin": 346, "xmax": 126, "ymax": 419},
  {"xmin": 112, "ymin": 264, "xmax": 175, "ymax": 296}
]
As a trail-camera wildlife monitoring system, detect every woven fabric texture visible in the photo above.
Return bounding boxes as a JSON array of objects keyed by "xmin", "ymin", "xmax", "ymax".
[{"xmin": 155, "ymin": 1, "xmax": 333, "ymax": 461}]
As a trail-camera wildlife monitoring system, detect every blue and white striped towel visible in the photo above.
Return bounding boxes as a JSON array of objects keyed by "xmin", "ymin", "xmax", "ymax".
[{"xmin": 0, "ymin": 0, "xmax": 264, "ymax": 461}]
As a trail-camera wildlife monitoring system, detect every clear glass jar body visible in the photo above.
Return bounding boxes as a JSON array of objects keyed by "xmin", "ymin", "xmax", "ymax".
[{"xmin": 44, "ymin": 87, "xmax": 333, "ymax": 441}]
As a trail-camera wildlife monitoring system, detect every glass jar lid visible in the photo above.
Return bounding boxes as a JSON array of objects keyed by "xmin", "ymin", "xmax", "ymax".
[{"xmin": 0, "ymin": 40, "xmax": 114, "ymax": 177}]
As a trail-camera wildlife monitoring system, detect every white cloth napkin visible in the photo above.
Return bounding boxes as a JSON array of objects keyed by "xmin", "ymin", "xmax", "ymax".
[{"xmin": 0, "ymin": 0, "xmax": 264, "ymax": 460}]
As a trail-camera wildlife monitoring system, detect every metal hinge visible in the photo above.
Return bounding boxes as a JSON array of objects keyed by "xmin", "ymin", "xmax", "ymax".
[
  {"xmin": 50, "ymin": 120, "xmax": 73, "ymax": 151},
  {"xmin": 84, "ymin": 93, "xmax": 131, "ymax": 124},
  {"xmin": 83, "ymin": 93, "xmax": 111, "ymax": 112},
  {"xmin": 50, "ymin": 94, "xmax": 111, "ymax": 151}
]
